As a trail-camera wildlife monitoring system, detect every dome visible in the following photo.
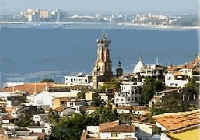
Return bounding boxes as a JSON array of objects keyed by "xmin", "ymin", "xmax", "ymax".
[{"xmin": 133, "ymin": 57, "xmax": 145, "ymax": 73}]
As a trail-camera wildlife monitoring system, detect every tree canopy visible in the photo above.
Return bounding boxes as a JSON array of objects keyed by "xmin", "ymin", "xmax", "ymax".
[{"xmin": 141, "ymin": 77, "xmax": 165, "ymax": 105}]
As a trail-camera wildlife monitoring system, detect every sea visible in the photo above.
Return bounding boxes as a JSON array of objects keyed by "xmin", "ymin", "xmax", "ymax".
[{"xmin": 0, "ymin": 23, "xmax": 199, "ymax": 83}]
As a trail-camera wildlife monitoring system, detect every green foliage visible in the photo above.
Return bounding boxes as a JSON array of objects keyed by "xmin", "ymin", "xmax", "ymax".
[
  {"xmin": 40, "ymin": 78, "xmax": 55, "ymax": 83},
  {"xmin": 98, "ymin": 79, "xmax": 121, "ymax": 92},
  {"xmin": 50, "ymin": 113, "xmax": 91, "ymax": 140},
  {"xmin": 91, "ymin": 107, "xmax": 118, "ymax": 125},
  {"xmin": 49, "ymin": 107, "xmax": 119, "ymax": 140},
  {"xmin": 185, "ymin": 78, "xmax": 199, "ymax": 94},
  {"xmin": 150, "ymin": 91, "xmax": 196, "ymax": 115},
  {"xmin": 48, "ymin": 109, "xmax": 60, "ymax": 125},
  {"xmin": 77, "ymin": 92, "xmax": 86, "ymax": 99},
  {"xmin": 141, "ymin": 77, "xmax": 165, "ymax": 105},
  {"xmin": 119, "ymin": 113, "xmax": 132, "ymax": 125},
  {"xmin": 15, "ymin": 114, "xmax": 32, "ymax": 127},
  {"xmin": 91, "ymin": 93, "xmax": 106, "ymax": 107}
]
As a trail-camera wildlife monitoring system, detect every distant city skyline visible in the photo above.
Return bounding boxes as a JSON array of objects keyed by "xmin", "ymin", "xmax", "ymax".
[{"xmin": 0, "ymin": 0, "xmax": 198, "ymax": 13}]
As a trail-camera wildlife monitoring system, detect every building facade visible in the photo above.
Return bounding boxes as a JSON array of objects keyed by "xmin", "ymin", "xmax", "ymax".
[
  {"xmin": 64, "ymin": 73, "xmax": 92, "ymax": 86},
  {"xmin": 114, "ymin": 82, "xmax": 142, "ymax": 106}
]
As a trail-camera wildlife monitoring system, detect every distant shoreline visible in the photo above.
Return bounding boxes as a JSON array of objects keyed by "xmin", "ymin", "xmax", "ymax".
[
  {"xmin": 0, "ymin": 22, "xmax": 199, "ymax": 30},
  {"xmin": 117, "ymin": 23, "xmax": 200, "ymax": 30}
]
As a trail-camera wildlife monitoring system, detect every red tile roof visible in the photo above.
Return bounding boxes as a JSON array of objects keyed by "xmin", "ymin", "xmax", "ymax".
[
  {"xmin": 153, "ymin": 109, "xmax": 200, "ymax": 131},
  {"xmin": 99, "ymin": 121, "xmax": 118, "ymax": 132},
  {"xmin": 100, "ymin": 124, "xmax": 135, "ymax": 133},
  {"xmin": 0, "ymin": 83, "xmax": 54, "ymax": 94}
]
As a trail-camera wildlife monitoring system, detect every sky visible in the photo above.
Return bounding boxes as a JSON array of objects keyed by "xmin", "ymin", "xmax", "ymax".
[{"xmin": 0, "ymin": 0, "xmax": 198, "ymax": 13}]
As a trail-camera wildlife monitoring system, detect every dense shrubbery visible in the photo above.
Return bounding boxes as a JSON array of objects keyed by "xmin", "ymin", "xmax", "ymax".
[
  {"xmin": 141, "ymin": 77, "xmax": 165, "ymax": 105},
  {"xmin": 49, "ymin": 107, "xmax": 118, "ymax": 140}
]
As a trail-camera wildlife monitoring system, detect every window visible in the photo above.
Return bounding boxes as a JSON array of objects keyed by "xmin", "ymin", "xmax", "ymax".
[{"xmin": 111, "ymin": 132, "xmax": 119, "ymax": 137}]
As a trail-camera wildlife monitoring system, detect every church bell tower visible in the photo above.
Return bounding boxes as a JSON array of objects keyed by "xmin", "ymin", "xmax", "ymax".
[{"xmin": 92, "ymin": 33, "xmax": 113, "ymax": 89}]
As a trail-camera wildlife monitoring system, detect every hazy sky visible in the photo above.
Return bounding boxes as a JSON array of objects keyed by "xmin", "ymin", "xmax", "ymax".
[{"xmin": 0, "ymin": 0, "xmax": 198, "ymax": 12}]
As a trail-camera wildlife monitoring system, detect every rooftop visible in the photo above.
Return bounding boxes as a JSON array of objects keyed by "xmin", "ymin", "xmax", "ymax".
[
  {"xmin": 100, "ymin": 124, "xmax": 135, "ymax": 133},
  {"xmin": 0, "ymin": 83, "xmax": 54, "ymax": 94},
  {"xmin": 153, "ymin": 109, "xmax": 200, "ymax": 132},
  {"xmin": 99, "ymin": 121, "xmax": 135, "ymax": 133}
]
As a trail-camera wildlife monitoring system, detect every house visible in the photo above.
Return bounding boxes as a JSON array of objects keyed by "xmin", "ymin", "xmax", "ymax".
[
  {"xmin": 32, "ymin": 114, "xmax": 48, "ymax": 126},
  {"xmin": 133, "ymin": 57, "xmax": 165, "ymax": 80},
  {"xmin": 165, "ymin": 72, "xmax": 189, "ymax": 88},
  {"xmin": 153, "ymin": 109, "xmax": 200, "ymax": 140},
  {"xmin": 52, "ymin": 97, "xmax": 86, "ymax": 113},
  {"xmin": 64, "ymin": 73, "xmax": 92, "ymax": 86},
  {"xmin": 133, "ymin": 122, "xmax": 160, "ymax": 140},
  {"xmin": 29, "ymin": 90, "xmax": 80, "ymax": 107},
  {"xmin": 3, "ymin": 82, "xmax": 25, "ymax": 88},
  {"xmin": 165, "ymin": 54, "xmax": 200, "ymax": 88},
  {"xmin": 81, "ymin": 121, "xmax": 137, "ymax": 140},
  {"xmin": 114, "ymin": 82, "xmax": 142, "ymax": 106},
  {"xmin": 27, "ymin": 125, "xmax": 51, "ymax": 135},
  {"xmin": 85, "ymin": 92, "xmax": 95, "ymax": 101},
  {"xmin": 149, "ymin": 88, "xmax": 197, "ymax": 108},
  {"xmin": 85, "ymin": 92, "xmax": 109, "ymax": 103},
  {"xmin": 1, "ymin": 82, "xmax": 54, "ymax": 94},
  {"xmin": 116, "ymin": 106, "xmax": 149, "ymax": 115},
  {"xmin": 149, "ymin": 88, "xmax": 180, "ymax": 107},
  {"xmin": 52, "ymin": 97, "xmax": 71, "ymax": 109}
]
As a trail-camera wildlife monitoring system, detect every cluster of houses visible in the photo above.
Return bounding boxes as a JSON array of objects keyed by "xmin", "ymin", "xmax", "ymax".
[
  {"xmin": 81, "ymin": 109, "xmax": 200, "ymax": 140},
  {"xmin": 0, "ymin": 34, "xmax": 199, "ymax": 140},
  {"xmin": 0, "ymin": 55, "xmax": 197, "ymax": 140}
]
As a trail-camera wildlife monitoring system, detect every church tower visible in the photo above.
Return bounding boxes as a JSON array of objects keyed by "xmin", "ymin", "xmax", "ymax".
[
  {"xmin": 92, "ymin": 33, "xmax": 113, "ymax": 89},
  {"xmin": 116, "ymin": 61, "xmax": 123, "ymax": 77}
]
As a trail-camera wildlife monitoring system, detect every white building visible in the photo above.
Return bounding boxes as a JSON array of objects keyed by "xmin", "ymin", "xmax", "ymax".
[
  {"xmin": 3, "ymin": 82, "xmax": 24, "ymax": 88},
  {"xmin": 116, "ymin": 106, "xmax": 148, "ymax": 115},
  {"xmin": 133, "ymin": 57, "xmax": 165, "ymax": 79},
  {"xmin": 82, "ymin": 121, "xmax": 137, "ymax": 140},
  {"xmin": 33, "ymin": 114, "xmax": 48, "ymax": 125},
  {"xmin": 64, "ymin": 73, "xmax": 92, "ymax": 86},
  {"xmin": 28, "ymin": 90, "xmax": 80, "ymax": 107},
  {"xmin": 114, "ymin": 82, "xmax": 142, "ymax": 106},
  {"xmin": 27, "ymin": 125, "xmax": 51, "ymax": 135},
  {"xmin": 165, "ymin": 72, "xmax": 188, "ymax": 88}
]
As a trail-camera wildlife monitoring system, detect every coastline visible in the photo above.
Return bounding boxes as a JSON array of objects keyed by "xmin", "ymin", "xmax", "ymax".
[
  {"xmin": 117, "ymin": 22, "xmax": 200, "ymax": 30},
  {"xmin": 0, "ymin": 22, "xmax": 199, "ymax": 30}
]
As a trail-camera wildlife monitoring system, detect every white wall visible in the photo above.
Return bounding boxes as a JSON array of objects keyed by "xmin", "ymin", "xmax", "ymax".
[
  {"xmin": 32, "ymin": 91, "xmax": 80, "ymax": 107},
  {"xmin": 100, "ymin": 132, "xmax": 136, "ymax": 139},
  {"xmin": 64, "ymin": 75, "xmax": 92, "ymax": 86},
  {"xmin": 165, "ymin": 73, "xmax": 188, "ymax": 88}
]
